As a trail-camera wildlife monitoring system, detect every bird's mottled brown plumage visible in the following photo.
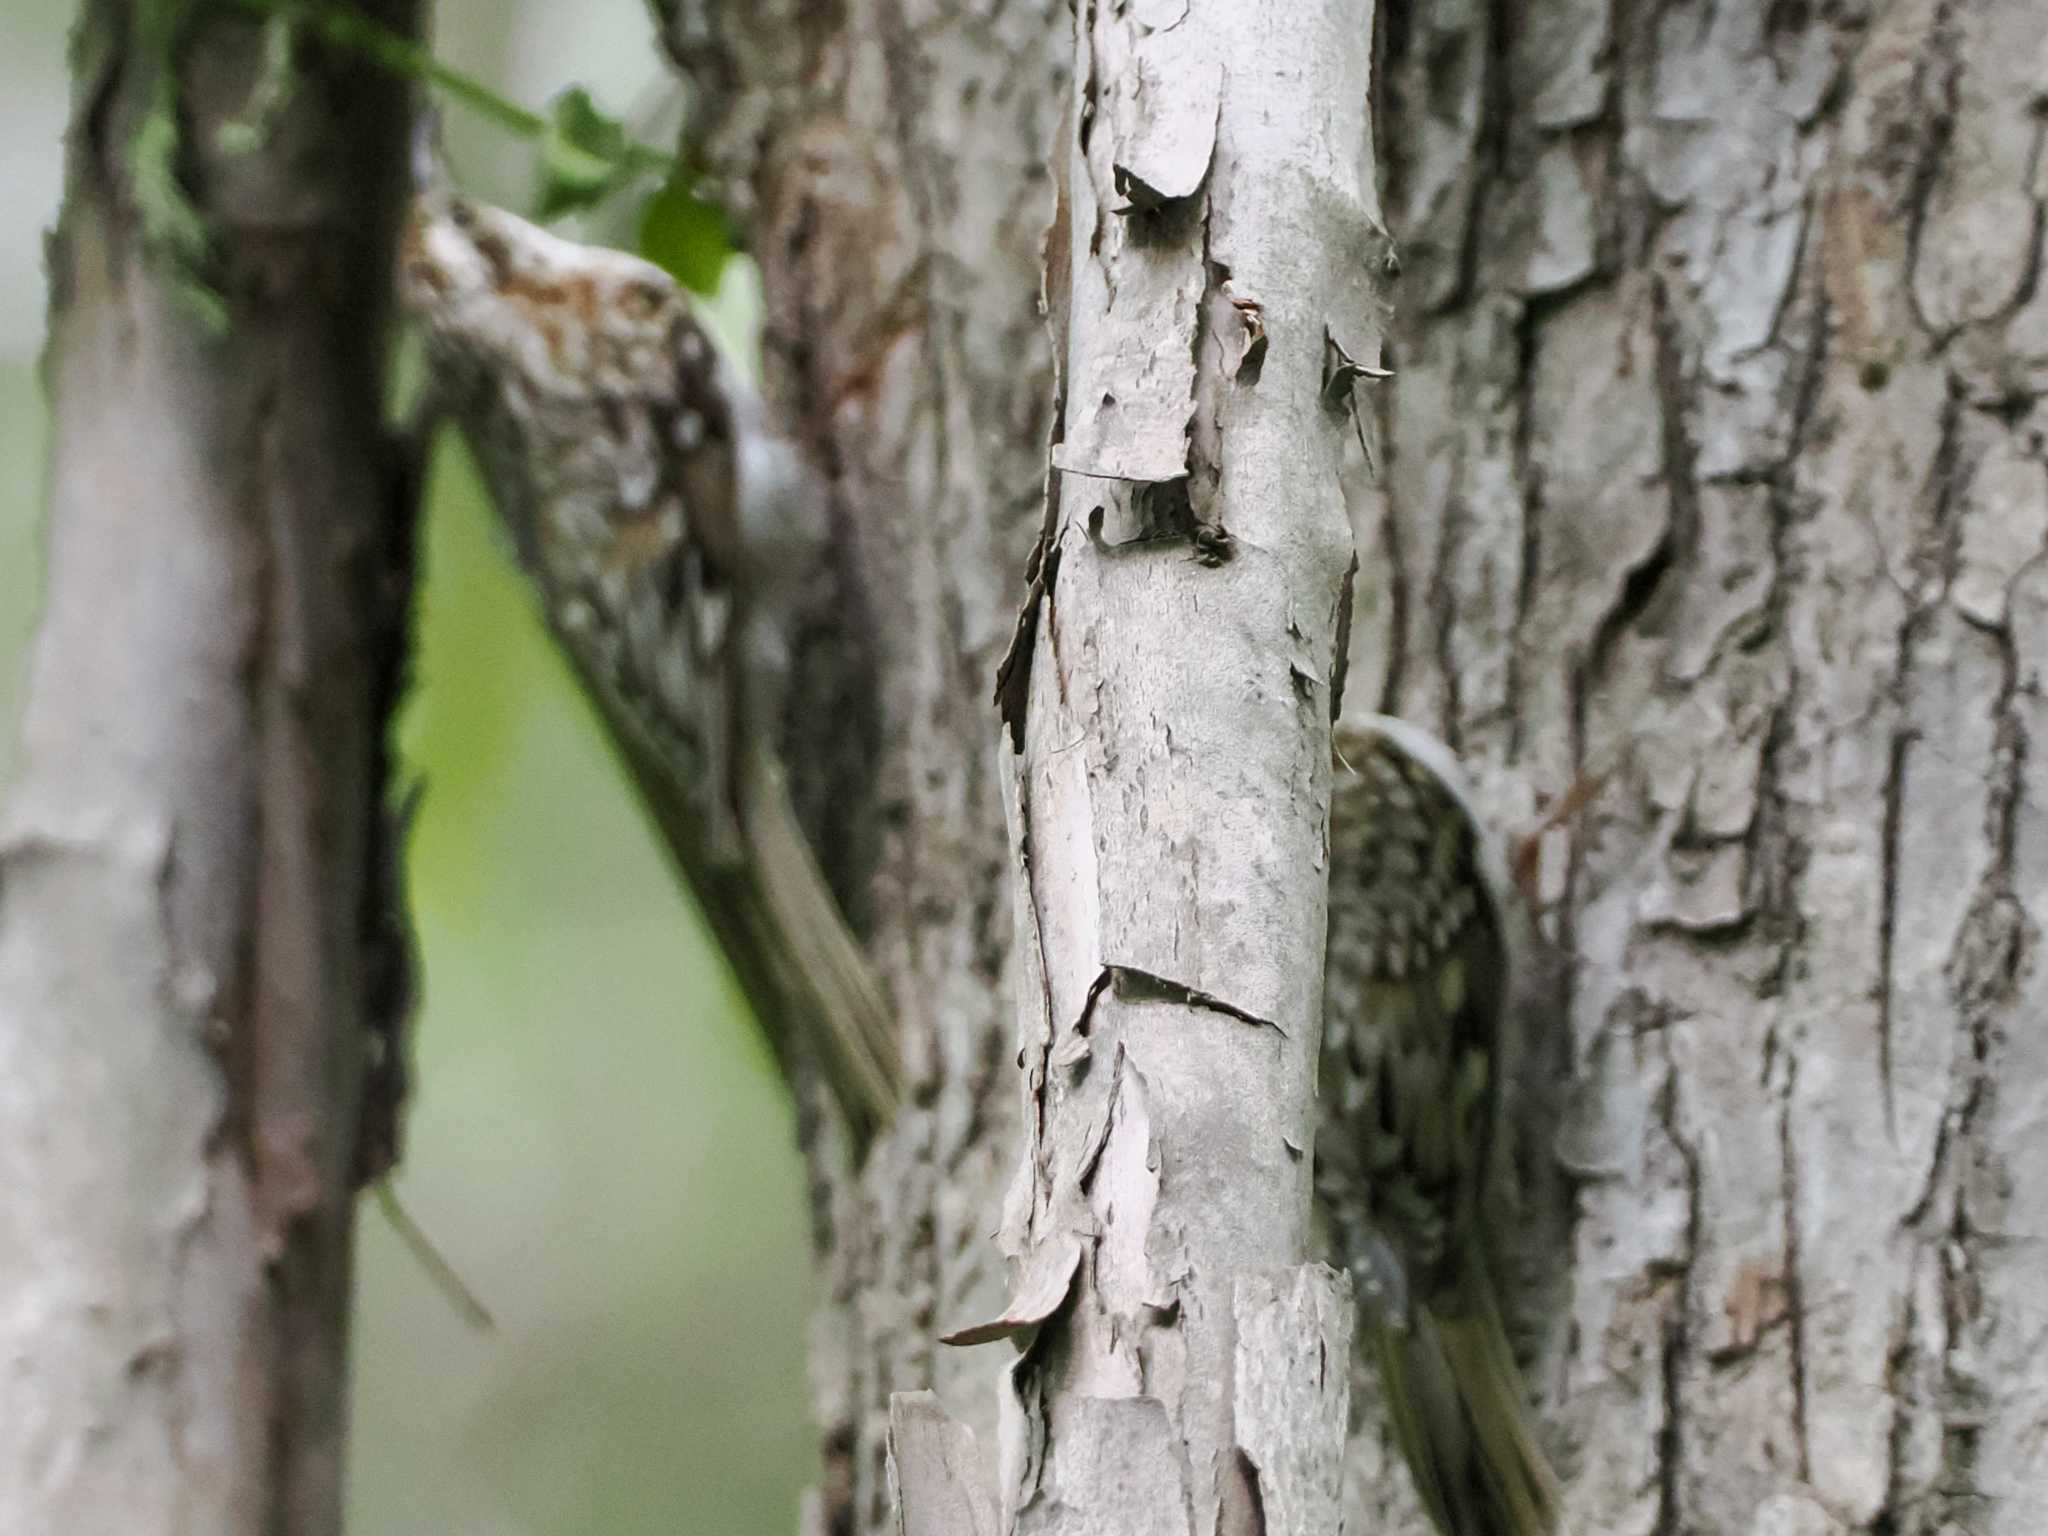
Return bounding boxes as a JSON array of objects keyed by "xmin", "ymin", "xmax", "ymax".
[
  {"xmin": 1324, "ymin": 726, "xmax": 1502, "ymax": 1296},
  {"xmin": 1320, "ymin": 717, "xmax": 1564, "ymax": 1536},
  {"xmin": 400, "ymin": 193, "xmax": 899, "ymax": 1139}
]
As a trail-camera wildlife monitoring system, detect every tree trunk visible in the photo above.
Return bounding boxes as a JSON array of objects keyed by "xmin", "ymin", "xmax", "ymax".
[
  {"xmin": 655, "ymin": 8, "xmax": 1068, "ymax": 1533},
  {"xmin": 670, "ymin": 3, "xmax": 2045, "ymax": 1534},
  {"xmin": 652, "ymin": 5, "xmax": 1062, "ymax": 1529},
  {"xmin": 963, "ymin": 0, "xmax": 1375, "ymax": 1528},
  {"xmin": 1356, "ymin": 5, "xmax": 2047, "ymax": 1533},
  {"xmin": 0, "ymin": 4, "xmax": 421, "ymax": 1530}
]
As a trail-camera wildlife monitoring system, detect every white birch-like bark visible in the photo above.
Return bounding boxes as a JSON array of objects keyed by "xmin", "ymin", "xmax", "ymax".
[
  {"xmin": 0, "ymin": 5, "xmax": 421, "ymax": 1530},
  {"xmin": 643, "ymin": 4, "xmax": 2048, "ymax": 1535},
  {"xmin": 939, "ymin": 2, "xmax": 1379, "ymax": 1530}
]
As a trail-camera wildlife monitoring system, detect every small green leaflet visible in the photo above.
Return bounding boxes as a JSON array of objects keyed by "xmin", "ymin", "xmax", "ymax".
[
  {"xmin": 638, "ymin": 176, "xmax": 732, "ymax": 295},
  {"xmin": 534, "ymin": 86, "xmax": 658, "ymax": 221}
]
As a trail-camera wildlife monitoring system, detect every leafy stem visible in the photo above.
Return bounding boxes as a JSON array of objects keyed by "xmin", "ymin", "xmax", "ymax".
[{"xmin": 219, "ymin": 0, "xmax": 675, "ymax": 176}]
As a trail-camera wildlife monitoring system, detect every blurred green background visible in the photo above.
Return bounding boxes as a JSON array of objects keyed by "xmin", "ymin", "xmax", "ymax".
[{"xmin": 0, "ymin": 6, "xmax": 813, "ymax": 1533}]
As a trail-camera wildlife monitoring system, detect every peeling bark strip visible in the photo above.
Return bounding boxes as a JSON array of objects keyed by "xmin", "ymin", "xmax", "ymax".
[
  {"xmin": 0, "ymin": 2, "xmax": 421, "ymax": 1531},
  {"xmin": 944, "ymin": 4, "xmax": 1384, "ymax": 1533}
]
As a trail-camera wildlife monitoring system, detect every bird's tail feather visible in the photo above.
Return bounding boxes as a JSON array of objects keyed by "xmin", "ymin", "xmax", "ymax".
[
  {"xmin": 1373, "ymin": 1262, "xmax": 1563, "ymax": 1536},
  {"xmin": 741, "ymin": 746, "xmax": 902, "ymax": 1134}
]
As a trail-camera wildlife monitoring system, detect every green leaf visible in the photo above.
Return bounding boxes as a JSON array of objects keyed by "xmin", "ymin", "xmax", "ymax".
[
  {"xmin": 637, "ymin": 176, "xmax": 731, "ymax": 295},
  {"xmin": 534, "ymin": 86, "xmax": 636, "ymax": 221}
]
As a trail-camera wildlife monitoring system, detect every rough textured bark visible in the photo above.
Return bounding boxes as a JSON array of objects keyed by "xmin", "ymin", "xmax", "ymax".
[
  {"xmin": 1351, "ymin": 5, "xmax": 2048, "ymax": 1534},
  {"xmin": 655, "ymin": 8, "xmax": 1067, "ymax": 1533},
  {"xmin": 0, "ymin": 4, "xmax": 420, "ymax": 1530},
  {"xmin": 663, "ymin": 3, "xmax": 2045, "ymax": 1535}
]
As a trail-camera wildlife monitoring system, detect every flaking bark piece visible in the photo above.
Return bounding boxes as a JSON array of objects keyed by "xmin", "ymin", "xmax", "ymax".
[
  {"xmin": 1320, "ymin": 325, "xmax": 1393, "ymax": 408},
  {"xmin": 940, "ymin": 1232, "xmax": 1083, "ymax": 1347},
  {"xmin": 888, "ymin": 1392, "xmax": 998, "ymax": 1536},
  {"xmin": 1107, "ymin": 15, "xmax": 1221, "ymax": 212},
  {"xmin": 1225, "ymin": 293, "xmax": 1268, "ymax": 384},
  {"xmin": 1053, "ymin": 5, "xmax": 1221, "ymax": 484}
]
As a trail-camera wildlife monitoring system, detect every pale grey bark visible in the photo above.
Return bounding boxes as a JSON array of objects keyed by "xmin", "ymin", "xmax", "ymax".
[
  {"xmin": 0, "ymin": 4, "xmax": 421, "ymax": 1530},
  {"xmin": 661, "ymin": 3, "xmax": 2045, "ymax": 1535},
  {"xmin": 943, "ymin": 1, "xmax": 1377, "ymax": 1530},
  {"xmin": 1344, "ymin": 5, "xmax": 2048, "ymax": 1535}
]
